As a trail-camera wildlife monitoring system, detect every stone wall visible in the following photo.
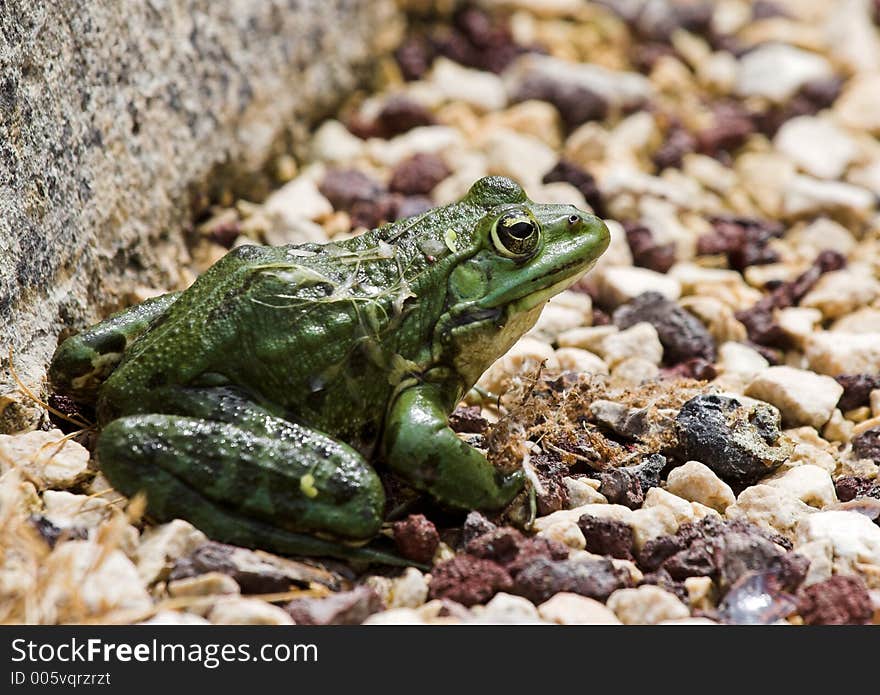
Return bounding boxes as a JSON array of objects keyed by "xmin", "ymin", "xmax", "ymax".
[{"xmin": 0, "ymin": 0, "xmax": 400, "ymax": 430}]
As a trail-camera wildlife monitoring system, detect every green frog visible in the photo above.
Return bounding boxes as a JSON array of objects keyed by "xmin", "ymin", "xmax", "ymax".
[{"xmin": 49, "ymin": 176, "xmax": 609, "ymax": 565}]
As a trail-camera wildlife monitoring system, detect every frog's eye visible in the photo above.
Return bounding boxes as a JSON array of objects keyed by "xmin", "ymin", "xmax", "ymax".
[{"xmin": 491, "ymin": 212, "xmax": 540, "ymax": 259}]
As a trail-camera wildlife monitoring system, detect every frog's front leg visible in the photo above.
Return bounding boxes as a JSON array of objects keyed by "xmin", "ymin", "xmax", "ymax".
[
  {"xmin": 382, "ymin": 383, "xmax": 524, "ymax": 510},
  {"xmin": 97, "ymin": 386, "xmax": 406, "ymax": 565},
  {"xmin": 49, "ymin": 292, "xmax": 181, "ymax": 403}
]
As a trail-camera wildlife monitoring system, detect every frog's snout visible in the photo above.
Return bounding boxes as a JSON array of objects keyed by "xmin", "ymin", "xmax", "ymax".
[{"xmin": 567, "ymin": 211, "xmax": 611, "ymax": 262}]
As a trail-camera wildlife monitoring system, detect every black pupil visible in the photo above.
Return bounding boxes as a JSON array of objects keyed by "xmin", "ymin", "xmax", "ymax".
[{"xmin": 507, "ymin": 220, "xmax": 534, "ymax": 239}]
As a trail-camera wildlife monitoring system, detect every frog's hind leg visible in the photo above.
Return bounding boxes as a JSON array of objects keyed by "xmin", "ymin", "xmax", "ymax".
[
  {"xmin": 49, "ymin": 292, "xmax": 181, "ymax": 404},
  {"xmin": 96, "ymin": 388, "xmax": 407, "ymax": 566}
]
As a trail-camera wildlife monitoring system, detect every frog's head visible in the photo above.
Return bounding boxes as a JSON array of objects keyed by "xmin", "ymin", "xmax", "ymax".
[{"xmin": 435, "ymin": 176, "xmax": 610, "ymax": 387}]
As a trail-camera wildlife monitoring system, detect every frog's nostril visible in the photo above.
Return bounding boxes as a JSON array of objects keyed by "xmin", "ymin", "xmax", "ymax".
[{"xmin": 567, "ymin": 214, "xmax": 580, "ymax": 225}]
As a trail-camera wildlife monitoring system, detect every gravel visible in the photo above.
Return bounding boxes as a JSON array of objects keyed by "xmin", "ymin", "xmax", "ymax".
[{"xmin": 7, "ymin": 0, "xmax": 880, "ymax": 626}]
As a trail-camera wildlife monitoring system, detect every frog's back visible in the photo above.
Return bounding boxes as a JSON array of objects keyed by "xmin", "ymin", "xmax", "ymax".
[{"xmin": 98, "ymin": 240, "xmax": 433, "ymax": 449}]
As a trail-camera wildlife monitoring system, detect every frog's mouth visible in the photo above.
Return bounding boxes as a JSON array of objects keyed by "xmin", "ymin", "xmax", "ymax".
[{"xmin": 476, "ymin": 216, "xmax": 610, "ymax": 315}]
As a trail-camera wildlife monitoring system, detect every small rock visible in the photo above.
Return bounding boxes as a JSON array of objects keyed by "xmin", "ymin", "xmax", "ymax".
[
  {"xmin": 745, "ymin": 366, "xmax": 844, "ymax": 429},
  {"xmin": 392, "ymin": 514, "xmax": 440, "ymax": 565},
  {"xmin": 429, "ymin": 555, "xmax": 513, "ymax": 607},
  {"xmin": 795, "ymin": 510, "xmax": 880, "ymax": 572},
  {"xmin": 448, "ymin": 405, "xmax": 488, "ymax": 434},
  {"xmin": 485, "ymin": 128, "xmax": 557, "ymax": 187},
  {"xmin": 465, "ymin": 526, "xmax": 569, "ymax": 577},
  {"xmin": 318, "ymin": 169, "xmax": 384, "ymax": 211},
  {"xmin": 168, "ymin": 572, "xmax": 240, "ymax": 598},
  {"xmin": 774, "ymin": 116, "xmax": 857, "ymax": 179},
  {"xmin": 286, "ymin": 586, "xmax": 382, "ymax": 625},
  {"xmin": 41, "ymin": 490, "xmax": 112, "ymax": 530},
  {"xmin": 665, "ymin": 461, "xmax": 736, "ymax": 513},
  {"xmin": 264, "ymin": 176, "xmax": 333, "ymax": 226},
  {"xmin": 310, "ymin": 120, "xmax": 364, "ymax": 163},
  {"xmin": 513, "ymin": 557, "xmax": 631, "ymax": 604},
  {"xmin": 538, "ymin": 521, "xmax": 586, "ymax": 550},
  {"xmin": 40, "ymin": 541, "xmax": 152, "ymax": 621},
  {"xmin": 542, "ymin": 159, "xmax": 604, "ymax": 215},
  {"xmin": 369, "ymin": 95, "xmax": 435, "ymax": 139},
  {"xmin": 807, "ymin": 332, "xmax": 880, "ymax": 375},
  {"xmin": 369, "ymin": 125, "xmax": 463, "ymax": 167},
  {"xmin": 607, "ymin": 585, "xmax": 690, "ymax": 625},
  {"xmin": 577, "ymin": 514, "xmax": 635, "ymax": 560},
  {"xmin": 168, "ymin": 541, "xmax": 334, "ymax": 594},
  {"xmin": 389, "ymin": 567, "xmax": 429, "ymax": 609},
  {"xmin": 554, "ymin": 348, "xmax": 608, "ymax": 375},
  {"xmin": 622, "ymin": 223, "xmax": 676, "ymax": 274},
  {"xmin": 510, "ymin": 72, "xmax": 608, "ymax": 131},
  {"xmin": 505, "ymin": 53, "xmax": 651, "ymax": 111},
  {"xmin": 614, "ymin": 291, "xmax": 715, "ymax": 364},
  {"xmin": 208, "ymin": 597, "xmax": 295, "ymax": 625},
  {"xmin": 836, "ymin": 72, "xmax": 880, "ymax": 134},
  {"xmin": 389, "ymin": 152, "xmax": 450, "ymax": 196},
  {"xmin": 797, "ymin": 575, "xmax": 873, "ymax": 625},
  {"xmin": 563, "ymin": 477, "xmax": 608, "ymax": 506},
  {"xmin": 727, "ymin": 485, "xmax": 816, "ymax": 539},
  {"xmin": 717, "ymin": 571, "xmax": 798, "ymax": 624},
  {"xmin": 762, "ymin": 465, "xmax": 837, "ymax": 509},
  {"xmin": 597, "ymin": 266, "xmax": 682, "ymax": 309},
  {"xmin": 477, "ymin": 335, "xmax": 558, "ymax": 394},
  {"xmin": 537, "ymin": 592, "xmax": 621, "ymax": 625},
  {"xmin": 137, "ymin": 519, "xmax": 208, "ymax": 585},
  {"xmin": 430, "ymin": 57, "xmax": 507, "ymax": 111},
  {"xmin": 783, "ymin": 175, "xmax": 875, "ymax": 219},
  {"xmin": 801, "ymin": 269, "xmax": 880, "ymax": 321},
  {"xmin": 735, "ymin": 43, "xmax": 834, "ymax": 103},
  {"xmin": 477, "ymin": 592, "xmax": 541, "ymax": 623},
  {"xmin": 836, "ymin": 375, "xmax": 880, "ymax": 412},
  {"xmin": 676, "ymin": 394, "xmax": 792, "ymax": 485},
  {"xmin": 600, "ymin": 322, "xmax": 664, "ymax": 368},
  {"xmin": 0, "ymin": 429, "xmax": 90, "ymax": 490}
]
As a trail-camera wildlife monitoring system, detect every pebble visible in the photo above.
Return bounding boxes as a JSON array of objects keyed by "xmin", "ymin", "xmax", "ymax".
[
  {"xmin": 504, "ymin": 53, "xmax": 652, "ymax": 111},
  {"xmin": 795, "ymin": 510, "xmax": 880, "ymax": 573},
  {"xmin": 554, "ymin": 347, "xmax": 608, "ymax": 375},
  {"xmin": 805, "ymin": 331, "xmax": 880, "ymax": 375},
  {"xmin": 310, "ymin": 120, "xmax": 364, "ymax": 163},
  {"xmin": 665, "ymin": 461, "xmax": 736, "ymax": 513},
  {"xmin": 774, "ymin": 116, "xmax": 857, "ymax": 180},
  {"xmin": 208, "ymin": 598, "xmax": 295, "ymax": 625},
  {"xmin": 263, "ymin": 176, "xmax": 333, "ymax": 227},
  {"xmin": 0, "ymin": 429, "xmax": 90, "ymax": 490},
  {"xmin": 596, "ymin": 266, "xmax": 682, "ymax": 308},
  {"xmin": 613, "ymin": 291, "xmax": 716, "ymax": 364},
  {"xmin": 286, "ymin": 586, "xmax": 383, "ymax": 626},
  {"xmin": 782, "ymin": 175, "xmax": 875, "ymax": 219},
  {"xmin": 388, "ymin": 568, "xmax": 430, "ymax": 609},
  {"xmin": 527, "ymin": 290, "xmax": 592, "ymax": 342},
  {"xmin": 761, "ymin": 464, "xmax": 837, "ymax": 509},
  {"xmin": 368, "ymin": 126, "xmax": 463, "ymax": 167},
  {"xmin": 136, "ymin": 519, "xmax": 207, "ymax": 585},
  {"xmin": 563, "ymin": 477, "xmax": 608, "ymax": 507},
  {"xmin": 599, "ymin": 322, "xmax": 664, "ymax": 368},
  {"xmin": 41, "ymin": 541, "xmax": 152, "ymax": 622},
  {"xmin": 745, "ymin": 366, "xmax": 844, "ymax": 428},
  {"xmin": 513, "ymin": 557, "xmax": 631, "ymax": 604},
  {"xmin": 537, "ymin": 592, "xmax": 621, "ymax": 625},
  {"xmin": 606, "ymin": 585, "xmax": 690, "ymax": 625},
  {"xmin": 676, "ymin": 394, "xmax": 792, "ymax": 485},
  {"xmin": 801, "ymin": 269, "xmax": 880, "ymax": 320},
  {"xmin": 485, "ymin": 128, "xmax": 557, "ymax": 187},
  {"xmin": 797, "ymin": 575, "xmax": 874, "ymax": 625},
  {"xmin": 735, "ymin": 43, "xmax": 834, "ymax": 102},
  {"xmin": 727, "ymin": 485, "xmax": 816, "ymax": 539},
  {"xmin": 477, "ymin": 335, "xmax": 558, "ymax": 394},
  {"xmin": 41, "ymin": 490, "xmax": 111, "ymax": 530},
  {"xmin": 476, "ymin": 592, "xmax": 541, "ymax": 623},
  {"xmin": 168, "ymin": 572, "xmax": 240, "ymax": 598},
  {"xmin": 836, "ymin": 73, "xmax": 880, "ymax": 133},
  {"xmin": 431, "ymin": 57, "xmax": 507, "ymax": 112}
]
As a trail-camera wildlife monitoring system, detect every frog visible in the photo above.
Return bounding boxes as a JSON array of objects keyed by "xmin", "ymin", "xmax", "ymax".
[{"xmin": 49, "ymin": 176, "xmax": 609, "ymax": 565}]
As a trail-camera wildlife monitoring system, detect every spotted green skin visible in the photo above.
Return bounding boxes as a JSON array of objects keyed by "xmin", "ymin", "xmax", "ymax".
[{"xmin": 49, "ymin": 176, "xmax": 609, "ymax": 565}]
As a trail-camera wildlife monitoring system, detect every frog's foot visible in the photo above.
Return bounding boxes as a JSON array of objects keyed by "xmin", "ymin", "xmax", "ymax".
[
  {"xmin": 49, "ymin": 292, "xmax": 180, "ymax": 403},
  {"xmin": 383, "ymin": 383, "xmax": 525, "ymax": 510},
  {"xmin": 97, "ymin": 391, "xmax": 402, "ymax": 566}
]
